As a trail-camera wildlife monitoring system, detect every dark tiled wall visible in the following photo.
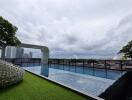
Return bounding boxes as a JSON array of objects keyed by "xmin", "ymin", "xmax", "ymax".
[{"xmin": 99, "ymin": 71, "xmax": 132, "ymax": 100}]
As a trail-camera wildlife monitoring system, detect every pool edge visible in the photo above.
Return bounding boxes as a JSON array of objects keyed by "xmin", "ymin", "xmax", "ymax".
[{"xmin": 24, "ymin": 69, "xmax": 104, "ymax": 100}]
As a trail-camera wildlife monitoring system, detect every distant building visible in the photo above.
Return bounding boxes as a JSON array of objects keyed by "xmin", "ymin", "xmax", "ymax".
[
  {"xmin": 5, "ymin": 47, "xmax": 36, "ymax": 59},
  {"xmin": 5, "ymin": 46, "xmax": 24, "ymax": 58},
  {"xmin": 22, "ymin": 53, "xmax": 29, "ymax": 58},
  {"xmin": 112, "ymin": 53, "xmax": 129, "ymax": 60},
  {"xmin": 29, "ymin": 52, "xmax": 32, "ymax": 58},
  {"xmin": 6, "ymin": 46, "xmax": 12, "ymax": 58},
  {"xmin": 16, "ymin": 47, "xmax": 24, "ymax": 58},
  {"xmin": 11, "ymin": 47, "xmax": 17, "ymax": 58},
  {"xmin": 22, "ymin": 52, "xmax": 32, "ymax": 58}
]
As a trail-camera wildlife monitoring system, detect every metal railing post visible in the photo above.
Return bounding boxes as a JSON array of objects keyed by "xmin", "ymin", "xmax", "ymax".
[
  {"xmin": 63, "ymin": 59, "xmax": 64, "ymax": 70},
  {"xmin": 69, "ymin": 59, "xmax": 70, "ymax": 71},
  {"xmin": 93, "ymin": 60, "xmax": 95, "ymax": 76},
  {"xmin": 105, "ymin": 60, "xmax": 107, "ymax": 78},
  {"xmin": 75, "ymin": 59, "xmax": 76, "ymax": 72},
  {"xmin": 48, "ymin": 59, "xmax": 49, "ymax": 68},
  {"xmin": 58, "ymin": 59, "xmax": 59, "ymax": 69},
  {"xmin": 83, "ymin": 59, "xmax": 84, "ymax": 74},
  {"xmin": 54, "ymin": 59, "xmax": 55, "ymax": 68},
  {"xmin": 120, "ymin": 60, "xmax": 123, "ymax": 71}
]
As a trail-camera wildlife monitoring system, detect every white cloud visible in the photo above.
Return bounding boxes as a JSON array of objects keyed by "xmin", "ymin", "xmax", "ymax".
[{"xmin": 0, "ymin": 0, "xmax": 132, "ymax": 58}]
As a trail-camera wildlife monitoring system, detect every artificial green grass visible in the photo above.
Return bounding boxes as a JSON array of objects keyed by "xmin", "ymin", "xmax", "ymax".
[{"xmin": 0, "ymin": 72, "xmax": 88, "ymax": 100}]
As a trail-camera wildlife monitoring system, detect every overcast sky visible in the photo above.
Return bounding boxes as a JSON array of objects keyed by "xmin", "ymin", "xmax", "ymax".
[{"xmin": 0, "ymin": 0, "xmax": 132, "ymax": 58}]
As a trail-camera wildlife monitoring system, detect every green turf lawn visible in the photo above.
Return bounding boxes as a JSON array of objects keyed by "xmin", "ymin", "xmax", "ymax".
[{"xmin": 0, "ymin": 72, "xmax": 88, "ymax": 100}]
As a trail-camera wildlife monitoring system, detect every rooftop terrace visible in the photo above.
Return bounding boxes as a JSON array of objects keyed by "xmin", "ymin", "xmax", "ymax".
[{"xmin": 0, "ymin": 72, "xmax": 89, "ymax": 100}]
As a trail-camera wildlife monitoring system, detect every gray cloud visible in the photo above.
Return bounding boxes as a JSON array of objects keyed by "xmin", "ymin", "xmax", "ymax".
[{"xmin": 0, "ymin": 0, "xmax": 132, "ymax": 58}]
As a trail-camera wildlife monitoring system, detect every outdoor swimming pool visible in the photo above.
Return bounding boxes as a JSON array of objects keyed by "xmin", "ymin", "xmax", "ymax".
[
  {"xmin": 22, "ymin": 63, "xmax": 123, "ymax": 80},
  {"xmin": 23, "ymin": 64, "xmax": 125, "ymax": 96},
  {"xmin": 49, "ymin": 64, "xmax": 123, "ymax": 80}
]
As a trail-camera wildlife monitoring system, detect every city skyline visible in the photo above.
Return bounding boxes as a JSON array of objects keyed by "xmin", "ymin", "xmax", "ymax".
[{"xmin": 5, "ymin": 46, "xmax": 38, "ymax": 58}]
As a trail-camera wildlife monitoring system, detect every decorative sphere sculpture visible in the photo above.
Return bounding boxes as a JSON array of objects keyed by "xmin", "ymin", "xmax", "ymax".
[{"xmin": 0, "ymin": 60, "xmax": 25, "ymax": 87}]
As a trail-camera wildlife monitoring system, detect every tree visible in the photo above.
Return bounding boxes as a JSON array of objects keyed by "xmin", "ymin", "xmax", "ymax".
[
  {"xmin": 0, "ymin": 16, "xmax": 21, "ymax": 59},
  {"xmin": 119, "ymin": 40, "xmax": 132, "ymax": 59}
]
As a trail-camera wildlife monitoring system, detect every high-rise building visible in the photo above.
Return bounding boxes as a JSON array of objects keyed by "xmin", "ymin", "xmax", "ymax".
[
  {"xmin": 11, "ymin": 47, "xmax": 17, "ymax": 58},
  {"xmin": 22, "ymin": 53, "xmax": 29, "ymax": 58},
  {"xmin": 22, "ymin": 52, "xmax": 32, "ymax": 58},
  {"xmin": 5, "ymin": 46, "xmax": 24, "ymax": 58},
  {"xmin": 29, "ymin": 52, "xmax": 32, "ymax": 58},
  {"xmin": 16, "ymin": 47, "xmax": 24, "ymax": 58},
  {"xmin": 6, "ymin": 46, "xmax": 12, "ymax": 58}
]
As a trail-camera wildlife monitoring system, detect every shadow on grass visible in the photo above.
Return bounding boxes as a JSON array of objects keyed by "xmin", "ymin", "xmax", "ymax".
[{"xmin": 0, "ymin": 80, "xmax": 24, "ymax": 93}]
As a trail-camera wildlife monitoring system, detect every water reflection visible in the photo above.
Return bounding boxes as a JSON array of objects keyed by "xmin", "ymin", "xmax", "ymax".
[{"xmin": 40, "ymin": 64, "xmax": 49, "ymax": 77}]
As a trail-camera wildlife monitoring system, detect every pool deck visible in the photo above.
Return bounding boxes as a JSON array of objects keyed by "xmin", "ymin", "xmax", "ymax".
[
  {"xmin": 49, "ymin": 71, "xmax": 114, "ymax": 96},
  {"xmin": 23, "ymin": 67, "xmax": 121, "ymax": 96}
]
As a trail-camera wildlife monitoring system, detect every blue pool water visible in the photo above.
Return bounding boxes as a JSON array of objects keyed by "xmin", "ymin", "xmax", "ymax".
[
  {"xmin": 49, "ymin": 64, "xmax": 123, "ymax": 80},
  {"xmin": 23, "ymin": 64, "xmax": 125, "ymax": 96},
  {"xmin": 21, "ymin": 63, "xmax": 123, "ymax": 80}
]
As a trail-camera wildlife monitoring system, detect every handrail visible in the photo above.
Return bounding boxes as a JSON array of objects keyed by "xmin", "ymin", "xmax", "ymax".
[{"xmin": 5, "ymin": 58, "xmax": 132, "ymax": 78}]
